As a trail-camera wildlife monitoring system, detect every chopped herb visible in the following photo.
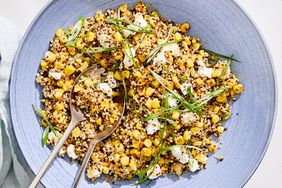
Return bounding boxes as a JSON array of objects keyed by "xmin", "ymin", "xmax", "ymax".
[
  {"xmin": 187, "ymin": 86, "xmax": 196, "ymax": 103},
  {"xmin": 220, "ymin": 58, "xmax": 231, "ymax": 78},
  {"xmin": 222, "ymin": 111, "xmax": 232, "ymax": 120},
  {"xmin": 205, "ymin": 49, "xmax": 240, "ymax": 62},
  {"xmin": 112, "ymin": 63, "xmax": 120, "ymax": 71},
  {"xmin": 66, "ymin": 16, "xmax": 84, "ymax": 46},
  {"xmin": 42, "ymin": 126, "xmax": 50, "ymax": 146},
  {"xmin": 193, "ymin": 87, "xmax": 229, "ymax": 107},
  {"xmin": 93, "ymin": 82, "xmax": 100, "ymax": 87},
  {"xmin": 161, "ymin": 145, "xmax": 203, "ymax": 152}
]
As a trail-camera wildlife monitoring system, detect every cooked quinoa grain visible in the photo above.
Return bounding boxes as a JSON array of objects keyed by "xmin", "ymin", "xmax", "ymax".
[{"xmin": 35, "ymin": 2, "xmax": 243, "ymax": 184}]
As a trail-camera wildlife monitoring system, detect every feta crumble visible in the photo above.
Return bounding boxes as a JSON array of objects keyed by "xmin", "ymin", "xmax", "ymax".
[
  {"xmin": 49, "ymin": 71, "xmax": 61, "ymax": 80},
  {"xmin": 188, "ymin": 158, "xmax": 199, "ymax": 172},
  {"xmin": 180, "ymin": 81, "xmax": 192, "ymax": 96},
  {"xmin": 98, "ymin": 83, "xmax": 113, "ymax": 97},
  {"xmin": 67, "ymin": 144, "xmax": 78, "ymax": 159},
  {"xmin": 124, "ymin": 13, "xmax": 148, "ymax": 37},
  {"xmin": 198, "ymin": 59, "xmax": 213, "ymax": 78},
  {"xmin": 123, "ymin": 48, "xmax": 136, "ymax": 68},
  {"xmin": 147, "ymin": 164, "xmax": 162, "ymax": 179},
  {"xmin": 146, "ymin": 118, "xmax": 161, "ymax": 135}
]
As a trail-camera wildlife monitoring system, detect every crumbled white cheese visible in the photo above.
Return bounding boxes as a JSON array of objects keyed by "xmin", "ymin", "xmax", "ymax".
[
  {"xmin": 153, "ymin": 51, "xmax": 167, "ymax": 65},
  {"xmin": 188, "ymin": 158, "xmax": 199, "ymax": 172},
  {"xmin": 198, "ymin": 60, "xmax": 213, "ymax": 78},
  {"xmin": 67, "ymin": 144, "xmax": 78, "ymax": 159},
  {"xmin": 49, "ymin": 71, "xmax": 61, "ymax": 80},
  {"xmin": 147, "ymin": 164, "xmax": 162, "ymax": 179},
  {"xmin": 106, "ymin": 74, "xmax": 117, "ymax": 88},
  {"xmin": 124, "ymin": 13, "xmax": 147, "ymax": 37},
  {"xmin": 146, "ymin": 118, "xmax": 161, "ymax": 135},
  {"xmin": 180, "ymin": 81, "xmax": 192, "ymax": 96},
  {"xmin": 58, "ymin": 148, "xmax": 66, "ymax": 156},
  {"xmin": 123, "ymin": 48, "xmax": 136, "ymax": 68},
  {"xmin": 171, "ymin": 146, "xmax": 182, "ymax": 159},
  {"xmin": 179, "ymin": 153, "xmax": 189, "ymax": 164},
  {"xmin": 168, "ymin": 95, "xmax": 178, "ymax": 108},
  {"xmin": 88, "ymin": 167, "xmax": 102, "ymax": 179},
  {"xmin": 162, "ymin": 43, "xmax": 180, "ymax": 57},
  {"xmin": 182, "ymin": 112, "xmax": 196, "ymax": 124},
  {"xmin": 98, "ymin": 33, "xmax": 112, "ymax": 48},
  {"xmin": 98, "ymin": 83, "xmax": 113, "ymax": 97},
  {"xmin": 47, "ymin": 131, "xmax": 61, "ymax": 146}
]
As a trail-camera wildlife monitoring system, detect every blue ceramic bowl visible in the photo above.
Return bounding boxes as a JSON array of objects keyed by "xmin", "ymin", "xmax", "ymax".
[{"xmin": 9, "ymin": 0, "xmax": 277, "ymax": 187}]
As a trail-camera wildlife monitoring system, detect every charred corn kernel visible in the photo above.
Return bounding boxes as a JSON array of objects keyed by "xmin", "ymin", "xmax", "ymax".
[
  {"xmin": 145, "ymin": 99, "xmax": 152, "ymax": 109},
  {"xmin": 119, "ymin": 4, "xmax": 128, "ymax": 12},
  {"xmin": 74, "ymin": 85, "xmax": 82, "ymax": 92},
  {"xmin": 216, "ymin": 95, "xmax": 227, "ymax": 103},
  {"xmin": 54, "ymin": 89, "xmax": 64, "ymax": 99},
  {"xmin": 120, "ymin": 156, "xmax": 129, "ymax": 166},
  {"xmin": 114, "ymin": 51, "xmax": 123, "ymax": 60},
  {"xmin": 153, "ymin": 138, "xmax": 160, "ymax": 146},
  {"xmin": 94, "ymin": 52, "xmax": 102, "ymax": 59},
  {"xmin": 174, "ymin": 124, "xmax": 181, "ymax": 130},
  {"xmin": 190, "ymin": 127, "xmax": 200, "ymax": 134},
  {"xmin": 41, "ymin": 119, "xmax": 47, "ymax": 127},
  {"xmin": 102, "ymin": 166, "xmax": 109, "ymax": 174},
  {"xmin": 183, "ymin": 130, "xmax": 191, "ymax": 141},
  {"xmin": 132, "ymin": 130, "xmax": 141, "ymax": 140},
  {"xmin": 110, "ymin": 117, "xmax": 115, "ymax": 124},
  {"xmin": 84, "ymin": 77, "xmax": 93, "ymax": 87},
  {"xmin": 56, "ymin": 80, "xmax": 64, "ymax": 87},
  {"xmin": 180, "ymin": 22, "xmax": 190, "ymax": 33},
  {"xmin": 113, "ymin": 154, "xmax": 120, "ymax": 162},
  {"xmin": 40, "ymin": 60, "xmax": 47, "ymax": 70},
  {"xmin": 207, "ymin": 79, "xmax": 216, "ymax": 86},
  {"xmin": 144, "ymin": 139, "xmax": 152, "ymax": 148},
  {"xmin": 172, "ymin": 76, "xmax": 181, "ymax": 89},
  {"xmin": 138, "ymin": 54, "xmax": 146, "ymax": 62},
  {"xmin": 99, "ymin": 58, "xmax": 108, "ymax": 68},
  {"xmin": 193, "ymin": 141, "xmax": 202, "ymax": 147},
  {"xmin": 54, "ymin": 61, "xmax": 64, "ymax": 69},
  {"xmin": 141, "ymin": 148, "xmax": 151, "ymax": 157},
  {"xmin": 86, "ymin": 32, "xmax": 95, "ymax": 42},
  {"xmin": 94, "ymin": 11, "xmax": 104, "ymax": 22},
  {"xmin": 62, "ymin": 80, "xmax": 73, "ymax": 91},
  {"xmin": 217, "ymin": 126, "xmax": 224, "ymax": 133},
  {"xmin": 114, "ymin": 71, "xmax": 122, "ymax": 80},
  {"xmin": 132, "ymin": 71, "xmax": 141, "ymax": 78},
  {"xmin": 72, "ymin": 127, "xmax": 81, "ymax": 138},
  {"xmin": 208, "ymin": 144, "xmax": 217, "ymax": 153},
  {"xmin": 96, "ymin": 117, "xmax": 102, "ymax": 125},
  {"xmin": 151, "ymin": 80, "xmax": 159, "ymax": 88},
  {"xmin": 64, "ymin": 65, "xmax": 76, "ymax": 76},
  {"xmin": 122, "ymin": 70, "xmax": 130, "ymax": 78},
  {"xmin": 174, "ymin": 32, "xmax": 182, "ymax": 41},
  {"xmin": 45, "ymin": 51, "xmax": 56, "ymax": 63},
  {"xmin": 212, "ymin": 69, "xmax": 221, "ymax": 78},
  {"xmin": 135, "ymin": 122, "xmax": 142, "ymax": 130},
  {"xmin": 55, "ymin": 102, "xmax": 64, "ymax": 111},
  {"xmin": 205, "ymin": 138, "xmax": 211, "ymax": 145},
  {"xmin": 130, "ymin": 149, "xmax": 139, "ymax": 155},
  {"xmin": 212, "ymin": 115, "xmax": 220, "ymax": 124},
  {"xmin": 193, "ymin": 43, "xmax": 201, "ymax": 51},
  {"xmin": 145, "ymin": 87, "xmax": 155, "ymax": 97},
  {"xmin": 76, "ymin": 38, "xmax": 84, "ymax": 49},
  {"xmin": 55, "ymin": 28, "xmax": 64, "ymax": 37},
  {"xmin": 151, "ymin": 98, "xmax": 160, "ymax": 109},
  {"xmin": 101, "ymin": 99, "xmax": 110, "ymax": 109},
  {"xmin": 79, "ymin": 61, "xmax": 89, "ymax": 71},
  {"xmin": 195, "ymin": 153, "xmax": 208, "ymax": 164},
  {"xmin": 129, "ymin": 160, "xmax": 137, "ymax": 171},
  {"xmin": 132, "ymin": 140, "xmax": 140, "ymax": 148},
  {"xmin": 175, "ymin": 136, "xmax": 185, "ymax": 145},
  {"xmin": 55, "ymin": 115, "xmax": 65, "ymax": 123},
  {"xmin": 184, "ymin": 36, "xmax": 191, "ymax": 45},
  {"xmin": 167, "ymin": 81, "xmax": 174, "ymax": 90},
  {"xmin": 114, "ymin": 32, "xmax": 123, "ymax": 42},
  {"xmin": 173, "ymin": 163, "xmax": 184, "ymax": 176},
  {"xmin": 233, "ymin": 84, "xmax": 244, "ymax": 94},
  {"xmin": 171, "ymin": 111, "xmax": 180, "ymax": 120}
]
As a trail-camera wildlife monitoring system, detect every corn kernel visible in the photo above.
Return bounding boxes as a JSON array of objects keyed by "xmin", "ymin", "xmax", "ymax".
[
  {"xmin": 99, "ymin": 58, "xmax": 108, "ymax": 68},
  {"xmin": 101, "ymin": 99, "xmax": 110, "ymax": 109},
  {"xmin": 41, "ymin": 119, "xmax": 47, "ymax": 127},
  {"xmin": 55, "ymin": 115, "xmax": 65, "ymax": 124},
  {"xmin": 114, "ymin": 32, "xmax": 123, "ymax": 42},
  {"xmin": 195, "ymin": 153, "xmax": 208, "ymax": 164},
  {"xmin": 129, "ymin": 160, "xmax": 137, "ymax": 171},
  {"xmin": 153, "ymin": 138, "xmax": 160, "ymax": 146},
  {"xmin": 145, "ymin": 87, "xmax": 155, "ymax": 97},
  {"xmin": 180, "ymin": 22, "xmax": 190, "ymax": 33},
  {"xmin": 175, "ymin": 136, "xmax": 185, "ymax": 145},
  {"xmin": 74, "ymin": 85, "xmax": 82, "ymax": 92},
  {"xmin": 212, "ymin": 69, "xmax": 221, "ymax": 78},
  {"xmin": 86, "ymin": 32, "xmax": 95, "ymax": 42},
  {"xmin": 122, "ymin": 70, "xmax": 130, "ymax": 78},
  {"xmin": 151, "ymin": 98, "xmax": 160, "ymax": 109},
  {"xmin": 54, "ymin": 89, "xmax": 64, "ymax": 99},
  {"xmin": 116, "ymin": 143, "xmax": 125, "ymax": 153},
  {"xmin": 40, "ymin": 60, "xmax": 47, "ymax": 70},
  {"xmin": 96, "ymin": 117, "xmax": 102, "ymax": 125},
  {"xmin": 113, "ymin": 154, "xmax": 120, "ymax": 162},
  {"xmin": 233, "ymin": 84, "xmax": 244, "ymax": 94},
  {"xmin": 145, "ymin": 99, "xmax": 152, "ymax": 109},
  {"xmin": 216, "ymin": 95, "xmax": 227, "ymax": 103},
  {"xmin": 119, "ymin": 4, "xmax": 128, "ymax": 12},
  {"xmin": 114, "ymin": 71, "xmax": 122, "ymax": 80},
  {"xmin": 171, "ymin": 111, "xmax": 180, "ymax": 120},
  {"xmin": 190, "ymin": 127, "xmax": 200, "ymax": 134},
  {"xmin": 193, "ymin": 141, "xmax": 202, "ymax": 147},
  {"xmin": 151, "ymin": 80, "xmax": 159, "ymax": 88},
  {"xmin": 84, "ymin": 77, "xmax": 94, "ymax": 87},
  {"xmin": 174, "ymin": 124, "xmax": 181, "ymax": 130},
  {"xmin": 120, "ymin": 156, "xmax": 129, "ymax": 166},
  {"xmin": 55, "ymin": 102, "xmax": 64, "ymax": 111},
  {"xmin": 208, "ymin": 144, "xmax": 217, "ymax": 153},
  {"xmin": 76, "ymin": 38, "xmax": 84, "ymax": 49},
  {"xmin": 94, "ymin": 11, "xmax": 104, "ymax": 22},
  {"xmin": 54, "ymin": 61, "xmax": 64, "ymax": 69},
  {"xmin": 167, "ymin": 81, "xmax": 174, "ymax": 90},
  {"xmin": 102, "ymin": 166, "xmax": 110, "ymax": 174},
  {"xmin": 138, "ymin": 54, "xmax": 146, "ymax": 62},
  {"xmin": 64, "ymin": 65, "xmax": 76, "ymax": 76},
  {"xmin": 174, "ymin": 32, "xmax": 182, "ymax": 41},
  {"xmin": 130, "ymin": 149, "xmax": 139, "ymax": 155},
  {"xmin": 183, "ymin": 130, "xmax": 191, "ymax": 141},
  {"xmin": 62, "ymin": 80, "xmax": 73, "ymax": 91},
  {"xmin": 196, "ymin": 78, "xmax": 203, "ymax": 86},
  {"xmin": 132, "ymin": 130, "xmax": 141, "ymax": 140},
  {"xmin": 212, "ymin": 115, "xmax": 220, "ymax": 124},
  {"xmin": 45, "ymin": 51, "xmax": 56, "ymax": 63},
  {"xmin": 141, "ymin": 148, "xmax": 152, "ymax": 157},
  {"xmin": 205, "ymin": 138, "xmax": 211, "ymax": 145},
  {"xmin": 193, "ymin": 43, "xmax": 201, "ymax": 51},
  {"xmin": 72, "ymin": 127, "xmax": 81, "ymax": 138},
  {"xmin": 144, "ymin": 139, "xmax": 152, "ymax": 148},
  {"xmin": 207, "ymin": 79, "xmax": 216, "ymax": 87},
  {"xmin": 79, "ymin": 61, "xmax": 89, "ymax": 71},
  {"xmin": 132, "ymin": 140, "xmax": 140, "ymax": 148},
  {"xmin": 94, "ymin": 52, "xmax": 102, "ymax": 59},
  {"xmin": 217, "ymin": 126, "xmax": 224, "ymax": 133},
  {"xmin": 114, "ymin": 51, "xmax": 123, "ymax": 60},
  {"xmin": 55, "ymin": 28, "xmax": 64, "ymax": 37},
  {"xmin": 110, "ymin": 117, "xmax": 115, "ymax": 124},
  {"xmin": 172, "ymin": 76, "xmax": 181, "ymax": 89},
  {"xmin": 173, "ymin": 163, "xmax": 184, "ymax": 176}
]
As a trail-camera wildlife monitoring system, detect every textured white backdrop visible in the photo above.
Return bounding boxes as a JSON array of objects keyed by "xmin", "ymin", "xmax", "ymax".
[{"xmin": 0, "ymin": 0, "xmax": 281, "ymax": 187}]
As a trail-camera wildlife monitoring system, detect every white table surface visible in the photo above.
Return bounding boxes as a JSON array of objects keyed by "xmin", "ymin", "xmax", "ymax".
[{"xmin": 0, "ymin": 0, "xmax": 281, "ymax": 187}]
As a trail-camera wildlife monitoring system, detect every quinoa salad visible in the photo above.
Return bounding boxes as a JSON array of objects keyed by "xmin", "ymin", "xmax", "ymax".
[{"xmin": 35, "ymin": 2, "xmax": 244, "ymax": 184}]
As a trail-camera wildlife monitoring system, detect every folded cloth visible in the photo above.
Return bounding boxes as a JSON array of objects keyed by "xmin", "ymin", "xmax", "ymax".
[{"xmin": 0, "ymin": 16, "xmax": 31, "ymax": 188}]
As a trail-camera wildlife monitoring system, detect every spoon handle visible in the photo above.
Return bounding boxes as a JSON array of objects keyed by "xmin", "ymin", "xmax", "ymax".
[
  {"xmin": 29, "ymin": 118, "xmax": 80, "ymax": 188},
  {"xmin": 72, "ymin": 139, "xmax": 99, "ymax": 188}
]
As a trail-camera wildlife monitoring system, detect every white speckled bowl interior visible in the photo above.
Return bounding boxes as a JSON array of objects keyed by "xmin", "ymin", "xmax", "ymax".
[{"xmin": 9, "ymin": 0, "xmax": 276, "ymax": 187}]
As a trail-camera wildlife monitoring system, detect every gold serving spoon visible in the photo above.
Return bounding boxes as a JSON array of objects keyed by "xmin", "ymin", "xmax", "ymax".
[{"xmin": 29, "ymin": 67, "xmax": 125, "ymax": 188}]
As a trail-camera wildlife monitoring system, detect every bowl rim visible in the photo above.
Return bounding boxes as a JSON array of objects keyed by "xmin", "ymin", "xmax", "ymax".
[{"xmin": 8, "ymin": 0, "xmax": 278, "ymax": 187}]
